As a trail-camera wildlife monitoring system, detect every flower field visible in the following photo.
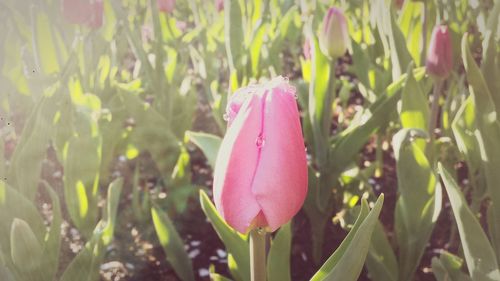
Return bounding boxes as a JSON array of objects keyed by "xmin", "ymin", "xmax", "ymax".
[{"xmin": 0, "ymin": 0, "xmax": 499, "ymax": 280}]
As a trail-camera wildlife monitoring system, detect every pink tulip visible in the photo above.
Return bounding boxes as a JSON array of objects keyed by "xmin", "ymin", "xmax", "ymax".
[
  {"xmin": 303, "ymin": 37, "xmax": 312, "ymax": 60},
  {"xmin": 426, "ymin": 25, "xmax": 453, "ymax": 79},
  {"xmin": 62, "ymin": 0, "xmax": 103, "ymax": 28},
  {"xmin": 319, "ymin": 7, "xmax": 349, "ymax": 58},
  {"xmin": 213, "ymin": 77, "xmax": 308, "ymax": 233},
  {"xmin": 158, "ymin": 0, "xmax": 175, "ymax": 13},
  {"xmin": 215, "ymin": 0, "xmax": 224, "ymax": 12}
]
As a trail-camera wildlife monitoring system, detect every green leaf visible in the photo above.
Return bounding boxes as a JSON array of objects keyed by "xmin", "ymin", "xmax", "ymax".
[
  {"xmin": 210, "ymin": 272, "xmax": 234, "ymax": 281},
  {"xmin": 60, "ymin": 234, "xmax": 105, "ymax": 281},
  {"xmin": 102, "ymin": 178, "xmax": 123, "ymax": 246},
  {"xmin": 39, "ymin": 182, "xmax": 62, "ymax": 281},
  {"xmin": 365, "ymin": 222, "xmax": 398, "ymax": 281},
  {"xmin": 392, "ymin": 128, "xmax": 441, "ymax": 280},
  {"xmin": 0, "ymin": 181, "xmax": 45, "ymax": 256},
  {"xmin": 185, "ymin": 131, "xmax": 222, "ymax": 169},
  {"xmin": 307, "ymin": 32, "xmax": 332, "ymax": 169},
  {"xmin": 8, "ymin": 97, "xmax": 54, "ymax": 200},
  {"xmin": 199, "ymin": 190, "xmax": 250, "ymax": 281},
  {"xmin": 267, "ymin": 222, "xmax": 291, "ymax": 281},
  {"xmin": 432, "ymin": 251, "xmax": 472, "ymax": 281},
  {"xmin": 330, "ymin": 68, "xmax": 426, "ymax": 176},
  {"xmin": 399, "ymin": 64, "xmax": 429, "ymax": 150},
  {"xmin": 438, "ymin": 163, "xmax": 500, "ymax": 281},
  {"xmin": 311, "ymin": 194, "xmax": 384, "ymax": 281},
  {"xmin": 32, "ymin": 10, "xmax": 60, "ymax": 74},
  {"xmin": 224, "ymin": 0, "xmax": 244, "ymax": 71},
  {"xmin": 462, "ymin": 33, "xmax": 500, "ymax": 261},
  {"xmin": 480, "ymin": 2, "xmax": 500, "ymax": 111},
  {"xmin": 151, "ymin": 205, "xmax": 195, "ymax": 281},
  {"xmin": 63, "ymin": 134, "xmax": 101, "ymax": 237}
]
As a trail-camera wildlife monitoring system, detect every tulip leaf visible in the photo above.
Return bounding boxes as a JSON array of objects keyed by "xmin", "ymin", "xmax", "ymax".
[
  {"xmin": 32, "ymin": 11, "xmax": 60, "ymax": 74},
  {"xmin": 480, "ymin": 1, "xmax": 500, "ymax": 111},
  {"xmin": 224, "ymin": 0, "xmax": 244, "ymax": 71},
  {"xmin": 432, "ymin": 251, "xmax": 472, "ymax": 281},
  {"xmin": 199, "ymin": 190, "xmax": 250, "ymax": 281},
  {"xmin": 462, "ymin": 34, "xmax": 500, "ymax": 261},
  {"xmin": 151, "ymin": 205, "xmax": 195, "ymax": 281},
  {"xmin": 61, "ymin": 179, "xmax": 124, "ymax": 281},
  {"xmin": 310, "ymin": 194, "xmax": 384, "ymax": 281},
  {"xmin": 186, "ymin": 131, "xmax": 222, "ymax": 169},
  {"xmin": 39, "ymin": 182, "xmax": 62, "ymax": 281},
  {"xmin": 365, "ymin": 222, "xmax": 398, "ymax": 281},
  {"xmin": 0, "ymin": 263, "xmax": 14, "ymax": 281},
  {"xmin": 392, "ymin": 128, "xmax": 441, "ymax": 280},
  {"xmin": 330, "ymin": 67, "xmax": 426, "ymax": 175},
  {"xmin": 102, "ymin": 178, "xmax": 123, "ymax": 246},
  {"xmin": 0, "ymin": 181, "xmax": 45, "ymax": 257},
  {"xmin": 399, "ymin": 64, "xmax": 429, "ymax": 148},
  {"xmin": 60, "ymin": 234, "xmax": 104, "ymax": 281},
  {"xmin": 63, "ymin": 134, "xmax": 101, "ymax": 238},
  {"xmin": 8, "ymin": 97, "xmax": 54, "ymax": 200},
  {"xmin": 438, "ymin": 163, "xmax": 500, "ymax": 281},
  {"xmin": 267, "ymin": 222, "xmax": 291, "ymax": 281},
  {"xmin": 210, "ymin": 273, "xmax": 233, "ymax": 281}
]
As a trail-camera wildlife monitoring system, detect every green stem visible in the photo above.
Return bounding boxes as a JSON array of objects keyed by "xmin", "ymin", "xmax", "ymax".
[
  {"xmin": 427, "ymin": 80, "xmax": 443, "ymax": 163},
  {"xmin": 428, "ymin": 80, "xmax": 443, "ymax": 143},
  {"xmin": 250, "ymin": 228, "xmax": 267, "ymax": 281}
]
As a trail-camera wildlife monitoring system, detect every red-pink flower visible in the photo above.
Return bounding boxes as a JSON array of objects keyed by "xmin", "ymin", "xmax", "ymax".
[
  {"xmin": 213, "ymin": 77, "xmax": 308, "ymax": 233},
  {"xmin": 426, "ymin": 25, "xmax": 453, "ymax": 79},
  {"xmin": 62, "ymin": 0, "xmax": 103, "ymax": 28},
  {"xmin": 215, "ymin": 0, "xmax": 224, "ymax": 12},
  {"xmin": 303, "ymin": 37, "xmax": 312, "ymax": 60},
  {"xmin": 158, "ymin": 0, "xmax": 175, "ymax": 13}
]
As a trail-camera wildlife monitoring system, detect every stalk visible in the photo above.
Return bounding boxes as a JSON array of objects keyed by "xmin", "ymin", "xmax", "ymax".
[{"xmin": 250, "ymin": 228, "xmax": 267, "ymax": 281}]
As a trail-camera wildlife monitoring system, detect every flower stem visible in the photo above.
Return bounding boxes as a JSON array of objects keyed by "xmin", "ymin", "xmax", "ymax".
[
  {"xmin": 427, "ymin": 80, "xmax": 444, "ymax": 164},
  {"xmin": 250, "ymin": 228, "xmax": 267, "ymax": 281},
  {"xmin": 428, "ymin": 80, "xmax": 443, "ymax": 144}
]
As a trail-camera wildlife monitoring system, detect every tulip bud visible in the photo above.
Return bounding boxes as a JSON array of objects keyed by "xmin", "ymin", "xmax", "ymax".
[
  {"xmin": 214, "ymin": 77, "xmax": 308, "ymax": 233},
  {"xmin": 10, "ymin": 218, "xmax": 43, "ymax": 271},
  {"xmin": 394, "ymin": 0, "xmax": 404, "ymax": 9},
  {"xmin": 319, "ymin": 7, "xmax": 349, "ymax": 59},
  {"xmin": 62, "ymin": 0, "xmax": 103, "ymax": 28},
  {"xmin": 158, "ymin": 0, "xmax": 175, "ymax": 13},
  {"xmin": 426, "ymin": 25, "xmax": 453, "ymax": 79},
  {"xmin": 303, "ymin": 37, "xmax": 312, "ymax": 60},
  {"xmin": 215, "ymin": 0, "xmax": 224, "ymax": 12}
]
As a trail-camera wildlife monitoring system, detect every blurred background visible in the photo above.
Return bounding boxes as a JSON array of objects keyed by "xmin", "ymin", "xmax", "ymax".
[{"xmin": 0, "ymin": 0, "xmax": 499, "ymax": 280}]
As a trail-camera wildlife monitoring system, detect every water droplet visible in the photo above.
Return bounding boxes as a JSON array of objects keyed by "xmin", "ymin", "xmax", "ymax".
[
  {"xmin": 256, "ymin": 227, "xmax": 265, "ymax": 235},
  {"xmin": 222, "ymin": 113, "xmax": 230, "ymax": 121},
  {"xmin": 255, "ymin": 135, "xmax": 265, "ymax": 148}
]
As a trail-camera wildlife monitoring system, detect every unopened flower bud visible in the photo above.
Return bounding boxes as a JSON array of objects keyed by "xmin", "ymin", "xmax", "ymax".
[
  {"xmin": 426, "ymin": 25, "xmax": 453, "ymax": 79},
  {"xmin": 319, "ymin": 7, "xmax": 349, "ymax": 59}
]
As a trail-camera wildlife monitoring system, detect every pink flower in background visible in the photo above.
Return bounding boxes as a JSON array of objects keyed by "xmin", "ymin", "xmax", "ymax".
[
  {"xmin": 158, "ymin": 0, "xmax": 175, "ymax": 13},
  {"xmin": 215, "ymin": 0, "xmax": 224, "ymax": 12},
  {"xmin": 303, "ymin": 37, "xmax": 312, "ymax": 60},
  {"xmin": 213, "ymin": 77, "xmax": 308, "ymax": 233},
  {"xmin": 62, "ymin": 0, "xmax": 103, "ymax": 28},
  {"xmin": 319, "ymin": 7, "xmax": 349, "ymax": 58},
  {"xmin": 426, "ymin": 25, "xmax": 453, "ymax": 79}
]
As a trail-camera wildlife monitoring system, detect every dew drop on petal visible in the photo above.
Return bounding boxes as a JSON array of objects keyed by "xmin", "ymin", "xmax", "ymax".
[
  {"xmin": 255, "ymin": 135, "xmax": 265, "ymax": 148},
  {"xmin": 223, "ymin": 113, "xmax": 230, "ymax": 121}
]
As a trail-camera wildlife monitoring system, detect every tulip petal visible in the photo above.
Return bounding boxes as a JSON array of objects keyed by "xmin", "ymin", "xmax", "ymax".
[
  {"xmin": 251, "ymin": 85, "xmax": 308, "ymax": 232},
  {"xmin": 213, "ymin": 94, "xmax": 263, "ymax": 233}
]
